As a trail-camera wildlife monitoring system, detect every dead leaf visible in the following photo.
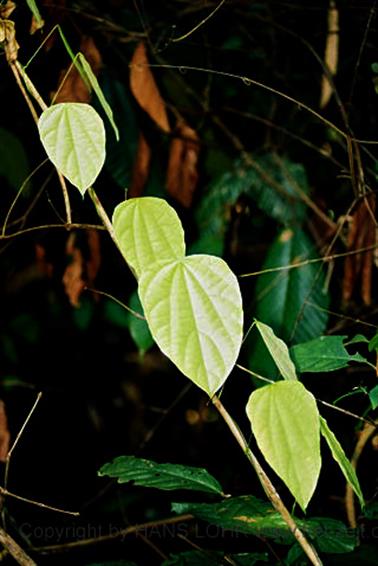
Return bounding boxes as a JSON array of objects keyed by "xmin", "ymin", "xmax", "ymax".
[
  {"xmin": 0, "ymin": 1, "xmax": 16, "ymax": 19},
  {"xmin": 342, "ymin": 193, "xmax": 376, "ymax": 305},
  {"xmin": 63, "ymin": 233, "xmax": 85, "ymax": 307},
  {"xmin": 54, "ymin": 36, "xmax": 102, "ymax": 103},
  {"xmin": 0, "ymin": 19, "xmax": 19, "ymax": 62},
  {"xmin": 129, "ymin": 133, "xmax": 152, "ymax": 197},
  {"xmin": 0, "ymin": 401, "xmax": 10, "ymax": 462},
  {"xmin": 63, "ymin": 230, "xmax": 101, "ymax": 307},
  {"xmin": 30, "ymin": 14, "xmax": 45, "ymax": 35},
  {"xmin": 166, "ymin": 120, "xmax": 199, "ymax": 207},
  {"xmin": 320, "ymin": 0, "xmax": 339, "ymax": 109},
  {"xmin": 35, "ymin": 244, "xmax": 53, "ymax": 278},
  {"xmin": 130, "ymin": 42, "xmax": 170, "ymax": 133}
]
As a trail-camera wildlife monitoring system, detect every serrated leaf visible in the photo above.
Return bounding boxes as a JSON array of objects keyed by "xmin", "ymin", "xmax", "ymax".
[
  {"xmin": 320, "ymin": 416, "xmax": 364, "ymax": 508},
  {"xmin": 369, "ymin": 384, "xmax": 378, "ymax": 410},
  {"xmin": 98, "ymin": 456, "xmax": 223, "ymax": 495},
  {"xmin": 246, "ymin": 381, "xmax": 321, "ymax": 511},
  {"xmin": 38, "ymin": 102, "xmax": 106, "ymax": 194},
  {"xmin": 139, "ymin": 255, "xmax": 243, "ymax": 396},
  {"xmin": 291, "ymin": 335, "xmax": 369, "ymax": 373},
  {"xmin": 171, "ymin": 496, "xmax": 356, "ymax": 553},
  {"xmin": 255, "ymin": 320, "xmax": 297, "ymax": 380},
  {"xmin": 112, "ymin": 197, "xmax": 185, "ymax": 279},
  {"xmin": 77, "ymin": 53, "xmax": 119, "ymax": 141}
]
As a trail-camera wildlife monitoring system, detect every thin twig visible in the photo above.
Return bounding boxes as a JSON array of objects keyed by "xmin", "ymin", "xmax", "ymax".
[
  {"xmin": 211, "ymin": 395, "xmax": 322, "ymax": 566},
  {"xmin": 0, "ymin": 487, "xmax": 79, "ymax": 517},
  {"xmin": 0, "ymin": 527, "xmax": 36, "ymax": 566},
  {"xmin": 0, "ymin": 223, "xmax": 105, "ymax": 241}
]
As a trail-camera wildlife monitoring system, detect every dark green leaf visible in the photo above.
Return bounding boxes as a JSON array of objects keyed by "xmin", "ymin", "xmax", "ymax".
[
  {"xmin": 368, "ymin": 332, "xmax": 378, "ymax": 352},
  {"xmin": 99, "ymin": 456, "xmax": 223, "ymax": 495},
  {"xmin": 172, "ymin": 497, "xmax": 356, "ymax": 553},
  {"xmin": 128, "ymin": 291, "xmax": 154, "ymax": 355},
  {"xmin": 291, "ymin": 335, "xmax": 368, "ymax": 373},
  {"xmin": 162, "ymin": 551, "xmax": 268, "ymax": 566},
  {"xmin": 0, "ymin": 127, "xmax": 30, "ymax": 195},
  {"xmin": 368, "ymin": 384, "xmax": 378, "ymax": 410}
]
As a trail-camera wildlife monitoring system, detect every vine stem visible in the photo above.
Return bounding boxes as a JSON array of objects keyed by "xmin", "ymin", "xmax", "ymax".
[
  {"xmin": 211, "ymin": 395, "xmax": 323, "ymax": 566},
  {"xmin": 0, "ymin": 527, "xmax": 36, "ymax": 566}
]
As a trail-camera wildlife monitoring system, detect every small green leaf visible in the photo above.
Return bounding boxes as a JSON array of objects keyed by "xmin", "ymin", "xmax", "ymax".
[
  {"xmin": 98, "ymin": 456, "xmax": 223, "ymax": 495},
  {"xmin": 369, "ymin": 384, "xmax": 378, "ymax": 410},
  {"xmin": 291, "ymin": 335, "xmax": 369, "ymax": 373},
  {"xmin": 139, "ymin": 255, "xmax": 243, "ymax": 396},
  {"xmin": 246, "ymin": 381, "xmax": 321, "ymax": 511},
  {"xmin": 77, "ymin": 53, "xmax": 119, "ymax": 141},
  {"xmin": 112, "ymin": 198, "xmax": 185, "ymax": 279},
  {"xmin": 128, "ymin": 290, "xmax": 154, "ymax": 355},
  {"xmin": 320, "ymin": 416, "xmax": 364, "ymax": 508},
  {"xmin": 368, "ymin": 332, "xmax": 378, "ymax": 352},
  {"xmin": 254, "ymin": 320, "xmax": 297, "ymax": 380},
  {"xmin": 38, "ymin": 102, "xmax": 106, "ymax": 194}
]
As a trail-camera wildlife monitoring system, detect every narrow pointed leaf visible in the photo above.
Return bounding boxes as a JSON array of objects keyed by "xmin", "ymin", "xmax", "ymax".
[
  {"xmin": 113, "ymin": 198, "xmax": 185, "ymax": 278},
  {"xmin": 246, "ymin": 381, "xmax": 321, "ymax": 511},
  {"xmin": 255, "ymin": 320, "xmax": 297, "ymax": 380},
  {"xmin": 320, "ymin": 416, "xmax": 364, "ymax": 508},
  {"xmin": 77, "ymin": 53, "xmax": 119, "ymax": 141},
  {"xmin": 38, "ymin": 102, "xmax": 106, "ymax": 194},
  {"xmin": 99, "ymin": 455, "xmax": 223, "ymax": 495},
  {"xmin": 139, "ymin": 255, "xmax": 243, "ymax": 396}
]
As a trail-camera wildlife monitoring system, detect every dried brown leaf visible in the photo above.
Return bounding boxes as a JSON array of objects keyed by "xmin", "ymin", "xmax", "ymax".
[
  {"xmin": 63, "ymin": 233, "xmax": 85, "ymax": 307},
  {"xmin": 30, "ymin": 14, "xmax": 45, "ymax": 35},
  {"xmin": 0, "ymin": 401, "xmax": 10, "ymax": 462},
  {"xmin": 320, "ymin": 0, "xmax": 339, "ymax": 109},
  {"xmin": 0, "ymin": 1, "xmax": 16, "ymax": 19},
  {"xmin": 166, "ymin": 120, "xmax": 200, "ymax": 208},
  {"xmin": 129, "ymin": 133, "xmax": 152, "ymax": 198},
  {"xmin": 0, "ymin": 19, "xmax": 19, "ymax": 62},
  {"xmin": 86, "ymin": 230, "xmax": 101, "ymax": 286},
  {"xmin": 342, "ymin": 194, "xmax": 376, "ymax": 305},
  {"xmin": 54, "ymin": 36, "xmax": 102, "ymax": 103},
  {"xmin": 35, "ymin": 244, "xmax": 53, "ymax": 277},
  {"xmin": 130, "ymin": 42, "xmax": 170, "ymax": 133}
]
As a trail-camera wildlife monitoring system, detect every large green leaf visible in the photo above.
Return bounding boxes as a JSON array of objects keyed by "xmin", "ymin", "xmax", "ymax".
[
  {"xmin": 38, "ymin": 102, "xmax": 106, "ymax": 195},
  {"xmin": 98, "ymin": 455, "xmax": 223, "ymax": 495},
  {"xmin": 172, "ymin": 496, "xmax": 356, "ymax": 552},
  {"xmin": 246, "ymin": 381, "xmax": 321, "ymax": 511},
  {"xmin": 254, "ymin": 320, "xmax": 297, "ymax": 380},
  {"xmin": 139, "ymin": 255, "xmax": 243, "ymax": 396},
  {"xmin": 320, "ymin": 417, "xmax": 364, "ymax": 508},
  {"xmin": 246, "ymin": 227, "xmax": 329, "ymax": 380},
  {"xmin": 291, "ymin": 335, "xmax": 368, "ymax": 373},
  {"xmin": 113, "ymin": 198, "xmax": 185, "ymax": 279}
]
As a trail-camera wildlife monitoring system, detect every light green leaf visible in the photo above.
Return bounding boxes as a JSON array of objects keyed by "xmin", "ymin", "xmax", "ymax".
[
  {"xmin": 26, "ymin": 0, "xmax": 43, "ymax": 25},
  {"xmin": 254, "ymin": 320, "xmax": 297, "ymax": 381},
  {"xmin": 291, "ymin": 335, "xmax": 369, "ymax": 373},
  {"xmin": 139, "ymin": 255, "xmax": 243, "ymax": 396},
  {"xmin": 98, "ymin": 455, "xmax": 223, "ymax": 495},
  {"xmin": 246, "ymin": 381, "xmax": 321, "ymax": 511},
  {"xmin": 77, "ymin": 53, "xmax": 119, "ymax": 141},
  {"xmin": 369, "ymin": 384, "xmax": 378, "ymax": 410},
  {"xmin": 38, "ymin": 102, "xmax": 106, "ymax": 195},
  {"xmin": 320, "ymin": 416, "xmax": 364, "ymax": 508},
  {"xmin": 113, "ymin": 198, "xmax": 185, "ymax": 279}
]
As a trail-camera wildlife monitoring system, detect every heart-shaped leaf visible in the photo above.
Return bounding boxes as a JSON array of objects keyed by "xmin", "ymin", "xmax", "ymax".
[
  {"xmin": 38, "ymin": 102, "xmax": 106, "ymax": 195},
  {"xmin": 113, "ymin": 197, "xmax": 185, "ymax": 279},
  {"xmin": 246, "ymin": 381, "xmax": 321, "ymax": 511},
  {"xmin": 254, "ymin": 320, "xmax": 297, "ymax": 381},
  {"xmin": 139, "ymin": 255, "xmax": 243, "ymax": 396}
]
